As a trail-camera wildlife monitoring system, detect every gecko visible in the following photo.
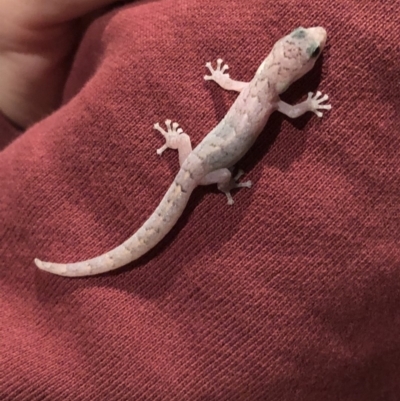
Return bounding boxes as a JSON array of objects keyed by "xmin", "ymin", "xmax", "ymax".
[{"xmin": 34, "ymin": 26, "xmax": 331, "ymax": 277}]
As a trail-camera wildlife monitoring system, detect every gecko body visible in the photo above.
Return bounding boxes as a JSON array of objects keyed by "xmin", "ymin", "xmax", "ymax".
[{"xmin": 35, "ymin": 26, "xmax": 331, "ymax": 277}]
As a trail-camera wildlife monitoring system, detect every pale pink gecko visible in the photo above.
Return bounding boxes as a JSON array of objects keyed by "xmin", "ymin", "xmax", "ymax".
[{"xmin": 35, "ymin": 26, "xmax": 331, "ymax": 277}]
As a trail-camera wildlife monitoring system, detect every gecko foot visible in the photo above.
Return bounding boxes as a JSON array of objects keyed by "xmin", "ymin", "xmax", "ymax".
[
  {"xmin": 223, "ymin": 169, "xmax": 252, "ymax": 205},
  {"xmin": 154, "ymin": 120, "xmax": 186, "ymax": 155},
  {"xmin": 233, "ymin": 169, "xmax": 252, "ymax": 189},
  {"xmin": 204, "ymin": 58, "xmax": 230, "ymax": 82},
  {"xmin": 306, "ymin": 91, "xmax": 332, "ymax": 117}
]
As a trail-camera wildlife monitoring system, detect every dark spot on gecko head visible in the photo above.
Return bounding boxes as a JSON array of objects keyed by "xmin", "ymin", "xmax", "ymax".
[
  {"xmin": 311, "ymin": 46, "xmax": 321, "ymax": 57},
  {"xmin": 306, "ymin": 44, "xmax": 321, "ymax": 58},
  {"xmin": 290, "ymin": 28, "xmax": 323, "ymax": 59},
  {"xmin": 291, "ymin": 27, "xmax": 306, "ymax": 39}
]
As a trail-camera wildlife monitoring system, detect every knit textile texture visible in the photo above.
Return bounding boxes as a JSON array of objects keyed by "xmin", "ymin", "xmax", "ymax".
[{"xmin": 1, "ymin": 0, "xmax": 400, "ymax": 400}]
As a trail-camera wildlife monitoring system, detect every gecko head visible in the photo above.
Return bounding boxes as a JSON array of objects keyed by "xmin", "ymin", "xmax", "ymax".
[{"xmin": 273, "ymin": 26, "xmax": 327, "ymax": 94}]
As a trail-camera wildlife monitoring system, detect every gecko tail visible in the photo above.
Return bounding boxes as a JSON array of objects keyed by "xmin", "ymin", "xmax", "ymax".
[
  {"xmin": 35, "ymin": 172, "xmax": 196, "ymax": 277},
  {"xmin": 35, "ymin": 258, "xmax": 73, "ymax": 276}
]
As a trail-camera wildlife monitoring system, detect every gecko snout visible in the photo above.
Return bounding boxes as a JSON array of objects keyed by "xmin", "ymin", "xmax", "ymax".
[{"xmin": 307, "ymin": 27, "xmax": 327, "ymax": 50}]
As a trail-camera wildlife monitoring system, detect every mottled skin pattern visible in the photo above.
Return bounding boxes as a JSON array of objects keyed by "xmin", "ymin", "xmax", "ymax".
[{"xmin": 35, "ymin": 27, "xmax": 331, "ymax": 277}]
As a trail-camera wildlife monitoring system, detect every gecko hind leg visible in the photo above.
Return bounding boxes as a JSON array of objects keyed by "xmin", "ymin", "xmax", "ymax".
[
  {"xmin": 200, "ymin": 168, "xmax": 252, "ymax": 205},
  {"xmin": 154, "ymin": 120, "xmax": 192, "ymax": 166}
]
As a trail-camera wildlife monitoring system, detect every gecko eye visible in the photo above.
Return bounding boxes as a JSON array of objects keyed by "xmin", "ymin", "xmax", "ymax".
[{"xmin": 311, "ymin": 46, "xmax": 320, "ymax": 58}]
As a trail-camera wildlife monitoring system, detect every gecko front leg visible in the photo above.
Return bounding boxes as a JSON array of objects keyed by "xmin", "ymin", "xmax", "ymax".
[
  {"xmin": 200, "ymin": 168, "xmax": 252, "ymax": 205},
  {"xmin": 204, "ymin": 58, "xmax": 248, "ymax": 92},
  {"xmin": 277, "ymin": 91, "xmax": 331, "ymax": 118},
  {"xmin": 154, "ymin": 120, "xmax": 192, "ymax": 166}
]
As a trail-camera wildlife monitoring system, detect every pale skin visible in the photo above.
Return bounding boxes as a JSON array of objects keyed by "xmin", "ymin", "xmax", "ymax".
[
  {"xmin": 35, "ymin": 26, "xmax": 332, "ymax": 277},
  {"xmin": 0, "ymin": 0, "xmax": 119, "ymax": 127}
]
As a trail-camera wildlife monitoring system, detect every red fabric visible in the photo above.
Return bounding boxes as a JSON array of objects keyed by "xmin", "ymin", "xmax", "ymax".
[{"xmin": 1, "ymin": 1, "xmax": 400, "ymax": 399}]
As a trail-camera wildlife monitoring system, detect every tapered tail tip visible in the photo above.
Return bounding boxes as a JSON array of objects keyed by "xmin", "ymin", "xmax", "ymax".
[
  {"xmin": 34, "ymin": 258, "xmax": 74, "ymax": 276},
  {"xmin": 34, "ymin": 258, "xmax": 44, "ymax": 269}
]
